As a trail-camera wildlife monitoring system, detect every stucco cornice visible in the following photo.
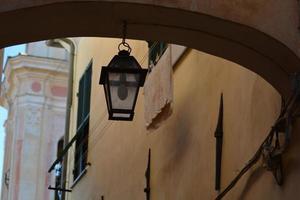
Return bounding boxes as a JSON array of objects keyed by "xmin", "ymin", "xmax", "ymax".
[
  {"xmin": 5, "ymin": 54, "xmax": 68, "ymax": 73},
  {"xmin": 0, "ymin": 54, "xmax": 68, "ymax": 107}
]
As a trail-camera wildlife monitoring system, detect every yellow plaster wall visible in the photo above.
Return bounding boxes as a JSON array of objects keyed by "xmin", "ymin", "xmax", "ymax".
[{"xmin": 66, "ymin": 37, "xmax": 300, "ymax": 200}]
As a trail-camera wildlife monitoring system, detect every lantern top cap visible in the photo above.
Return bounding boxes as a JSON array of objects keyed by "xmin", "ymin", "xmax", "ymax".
[{"xmin": 118, "ymin": 50, "xmax": 130, "ymax": 56}]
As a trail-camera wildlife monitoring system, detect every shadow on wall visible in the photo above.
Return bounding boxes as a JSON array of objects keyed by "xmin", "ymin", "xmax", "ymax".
[
  {"xmin": 158, "ymin": 88, "xmax": 198, "ymax": 176},
  {"xmin": 161, "ymin": 111, "xmax": 193, "ymax": 176}
]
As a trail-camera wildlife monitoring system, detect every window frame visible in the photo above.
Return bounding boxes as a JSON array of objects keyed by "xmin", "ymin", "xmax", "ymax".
[{"xmin": 73, "ymin": 61, "xmax": 92, "ymax": 181}]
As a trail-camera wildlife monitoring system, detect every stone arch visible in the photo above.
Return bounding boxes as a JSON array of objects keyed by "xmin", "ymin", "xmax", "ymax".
[{"xmin": 0, "ymin": 1, "xmax": 299, "ymax": 97}]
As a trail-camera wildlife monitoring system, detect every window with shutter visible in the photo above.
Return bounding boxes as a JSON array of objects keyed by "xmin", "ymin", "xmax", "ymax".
[
  {"xmin": 73, "ymin": 62, "xmax": 92, "ymax": 181},
  {"xmin": 148, "ymin": 41, "xmax": 167, "ymax": 67}
]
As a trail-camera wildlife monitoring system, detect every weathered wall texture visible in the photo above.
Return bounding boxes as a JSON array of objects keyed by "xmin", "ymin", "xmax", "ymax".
[{"xmin": 63, "ymin": 37, "xmax": 300, "ymax": 200}]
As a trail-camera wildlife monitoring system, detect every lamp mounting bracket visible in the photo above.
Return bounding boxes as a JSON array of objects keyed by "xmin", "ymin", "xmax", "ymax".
[{"xmin": 48, "ymin": 185, "xmax": 72, "ymax": 193}]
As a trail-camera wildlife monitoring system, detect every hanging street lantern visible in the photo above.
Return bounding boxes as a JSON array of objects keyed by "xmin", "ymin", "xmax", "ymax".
[{"xmin": 99, "ymin": 38, "xmax": 148, "ymax": 121}]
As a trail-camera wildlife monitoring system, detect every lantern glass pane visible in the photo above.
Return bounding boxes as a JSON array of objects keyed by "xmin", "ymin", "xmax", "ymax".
[
  {"xmin": 108, "ymin": 72, "xmax": 140, "ymax": 111},
  {"xmin": 103, "ymin": 80, "xmax": 111, "ymax": 110},
  {"xmin": 112, "ymin": 113, "xmax": 131, "ymax": 118}
]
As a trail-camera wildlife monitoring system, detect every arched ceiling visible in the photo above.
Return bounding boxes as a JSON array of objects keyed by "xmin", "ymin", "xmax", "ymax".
[{"xmin": 0, "ymin": 0, "xmax": 300, "ymax": 97}]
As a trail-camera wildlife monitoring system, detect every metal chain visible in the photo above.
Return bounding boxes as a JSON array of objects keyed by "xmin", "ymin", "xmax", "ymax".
[{"xmin": 118, "ymin": 21, "xmax": 132, "ymax": 53}]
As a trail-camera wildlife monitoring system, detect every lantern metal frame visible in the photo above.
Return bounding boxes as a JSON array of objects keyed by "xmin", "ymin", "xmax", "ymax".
[{"xmin": 99, "ymin": 48, "xmax": 148, "ymax": 121}]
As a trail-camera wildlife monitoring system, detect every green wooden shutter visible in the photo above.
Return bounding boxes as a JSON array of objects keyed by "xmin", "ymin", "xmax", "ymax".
[
  {"xmin": 148, "ymin": 41, "xmax": 167, "ymax": 66},
  {"xmin": 76, "ymin": 64, "xmax": 92, "ymax": 129},
  {"xmin": 83, "ymin": 65, "xmax": 92, "ymax": 120},
  {"xmin": 77, "ymin": 77, "xmax": 84, "ymax": 128},
  {"xmin": 74, "ymin": 62, "xmax": 92, "ymax": 180}
]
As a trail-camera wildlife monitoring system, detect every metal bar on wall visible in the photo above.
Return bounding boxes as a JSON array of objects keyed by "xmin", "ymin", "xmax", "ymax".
[
  {"xmin": 144, "ymin": 148, "xmax": 151, "ymax": 200},
  {"xmin": 215, "ymin": 94, "xmax": 224, "ymax": 191}
]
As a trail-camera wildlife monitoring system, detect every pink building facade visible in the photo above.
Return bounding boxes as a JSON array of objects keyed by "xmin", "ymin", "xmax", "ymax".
[{"xmin": 0, "ymin": 41, "xmax": 69, "ymax": 200}]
